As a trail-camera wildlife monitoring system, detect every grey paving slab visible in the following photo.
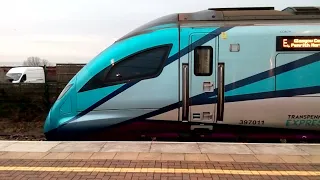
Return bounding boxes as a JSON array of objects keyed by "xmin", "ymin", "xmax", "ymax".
[
  {"xmin": 0, "ymin": 152, "xmax": 27, "ymax": 159},
  {"xmin": 254, "ymin": 155, "xmax": 285, "ymax": 163},
  {"xmin": 247, "ymin": 144, "xmax": 309, "ymax": 155},
  {"xmin": 137, "ymin": 152, "xmax": 161, "ymax": 160},
  {"xmin": 161, "ymin": 153, "xmax": 184, "ymax": 161},
  {"xmin": 185, "ymin": 153, "xmax": 209, "ymax": 161},
  {"xmin": 198, "ymin": 143, "xmax": 253, "ymax": 154},
  {"xmin": 295, "ymin": 145, "xmax": 320, "ymax": 155},
  {"xmin": 303, "ymin": 155, "xmax": 320, "ymax": 163},
  {"xmin": 150, "ymin": 142, "xmax": 200, "ymax": 153},
  {"xmin": 42, "ymin": 152, "xmax": 71, "ymax": 159},
  {"xmin": 113, "ymin": 152, "xmax": 139, "ymax": 160},
  {"xmin": 90, "ymin": 152, "xmax": 116, "ymax": 159},
  {"xmin": 0, "ymin": 141, "xmax": 17, "ymax": 150},
  {"xmin": 21, "ymin": 152, "xmax": 49, "ymax": 159},
  {"xmin": 101, "ymin": 142, "xmax": 151, "ymax": 152},
  {"xmin": 231, "ymin": 154, "xmax": 260, "ymax": 163},
  {"xmin": 66, "ymin": 152, "xmax": 93, "ymax": 159},
  {"xmin": 49, "ymin": 142, "xmax": 105, "ymax": 152},
  {"xmin": 279, "ymin": 155, "xmax": 311, "ymax": 163},
  {"xmin": 2, "ymin": 141, "xmax": 60, "ymax": 152},
  {"xmin": 206, "ymin": 154, "xmax": 234, "ymax": 162}
]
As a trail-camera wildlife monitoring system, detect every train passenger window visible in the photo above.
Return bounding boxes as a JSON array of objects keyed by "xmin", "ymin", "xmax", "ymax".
[
  {"xmin": 194, "ymin": 46, "xmax": 213, "ymax": 76},
  {"xmin": 79, "ymin": 44, "xmax": 172, "ymax": 92},
  {"xmin": 104, "ymin": 45, "xmax": 171, "ymax": 83}
]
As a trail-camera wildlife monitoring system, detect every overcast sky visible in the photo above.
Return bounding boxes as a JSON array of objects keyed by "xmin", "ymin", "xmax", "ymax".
[{"xmin": 0, "ymin": 0, "xmax": 319, "ymax": 65}]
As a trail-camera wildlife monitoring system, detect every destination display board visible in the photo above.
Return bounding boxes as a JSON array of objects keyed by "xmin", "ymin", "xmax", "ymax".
[{"xmin": 276, "ymin": 36, "xmax": 320, "ymax": 51}]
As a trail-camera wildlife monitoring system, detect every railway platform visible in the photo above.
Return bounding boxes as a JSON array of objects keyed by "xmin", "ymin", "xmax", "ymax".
[{"xmin": 0, "ymin": 141, "xmax": 319, "ymax": 180}]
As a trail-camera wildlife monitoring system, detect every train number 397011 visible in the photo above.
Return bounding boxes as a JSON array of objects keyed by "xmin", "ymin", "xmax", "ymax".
[{"xmin": 239, "ymin": 120, "xmax": 265, "ymax": 125}]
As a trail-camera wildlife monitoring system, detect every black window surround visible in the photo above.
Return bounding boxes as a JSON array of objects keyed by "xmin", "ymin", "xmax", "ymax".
[
  {"xmin": 79, "ymin": 44, "xmax": 173, "ymax": 92},
  {"xmin": 194, "ymin": 46, "xmax": 213, "ymax": 76}
]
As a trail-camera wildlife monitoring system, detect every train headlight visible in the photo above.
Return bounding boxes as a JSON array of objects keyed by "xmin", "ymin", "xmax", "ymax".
[{"xmin": 57, "ymin": 83, "xmax": 73, "ymax": 100}]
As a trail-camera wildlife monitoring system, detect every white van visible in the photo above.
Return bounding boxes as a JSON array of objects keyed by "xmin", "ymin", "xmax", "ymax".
[{"xmin": 6, "ymin": 67, "xmax": 45, "ymax": 83}]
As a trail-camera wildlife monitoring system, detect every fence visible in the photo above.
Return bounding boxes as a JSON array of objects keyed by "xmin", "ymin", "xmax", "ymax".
[
  {"xmin": 0, "ymin": 82, "xmax": 66, "ymax": 122},
  {"xmin": 0, "ymin": 64, "xmax": 85, "ymax": 121},
  {"xmin": 56, "ymin": 63, "xmax": 85, "ymax": 83},
  {"xmin": 0, "ymin": 69, "xmax": 5, "ymax": 83},
  {"xmin": 0, "ymin": 82, "xmax": 66, "ymax": 105},
  {"xmin": 0, "ymin": 64, "xmax": 85, "ymax": 103}
]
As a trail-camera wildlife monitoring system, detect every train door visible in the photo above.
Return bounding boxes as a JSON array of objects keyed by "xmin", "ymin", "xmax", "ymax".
[{"xmin": 181, "ymin": 33, "xmax": 217, "ymax": 123}]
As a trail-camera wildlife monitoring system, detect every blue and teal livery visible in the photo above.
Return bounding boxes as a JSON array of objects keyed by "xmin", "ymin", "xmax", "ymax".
[{"xmin": 44, "ymin": 6, "xmax": 320, "ymax": 141}]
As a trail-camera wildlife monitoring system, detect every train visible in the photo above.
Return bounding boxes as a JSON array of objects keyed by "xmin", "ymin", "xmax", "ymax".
[{"xmin": 44, "ymin": 6, "xmax": 320, "ymax": 141}]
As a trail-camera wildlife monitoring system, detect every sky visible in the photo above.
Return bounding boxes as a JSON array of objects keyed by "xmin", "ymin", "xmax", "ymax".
[{"xmin": 0, "ymin": 0, "xmax": 320, "ymax": 65}]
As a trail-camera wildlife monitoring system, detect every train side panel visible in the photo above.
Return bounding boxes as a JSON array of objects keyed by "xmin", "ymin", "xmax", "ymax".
[
  {"xmin": 147, "ymin": 26, "xmax": 221, "ymax": 121},
  {"xmin": 51, "ymin": 27, "xmax": 180, "ymax": 132},
  {"xmin": 217, "ymin": 24, "xmax": 320, "ymax": 130}
]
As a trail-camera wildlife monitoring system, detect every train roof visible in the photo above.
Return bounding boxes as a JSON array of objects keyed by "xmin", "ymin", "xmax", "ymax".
[
  {"xmin": 116, "ymin": 6, "xmax": 320, "ymax": 42},
  {"xmin": 179, "ymin": 6, "xmax": 320, "ymax": 21}
]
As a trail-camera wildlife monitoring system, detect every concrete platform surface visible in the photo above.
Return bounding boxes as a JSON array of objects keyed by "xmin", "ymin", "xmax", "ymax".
[
  {"xmin": 0, "ymin": 141, "xmax": 319, "ymax": 165},
  {"xmin": 0, "ymin": 141, "xmax": 319, "ymax": 155}
]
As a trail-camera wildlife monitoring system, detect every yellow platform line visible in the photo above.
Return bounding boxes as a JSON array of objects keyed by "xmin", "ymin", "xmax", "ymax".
[{"xmin": 0, "ymin": 166, "xmax": 318, "ymax": 176}]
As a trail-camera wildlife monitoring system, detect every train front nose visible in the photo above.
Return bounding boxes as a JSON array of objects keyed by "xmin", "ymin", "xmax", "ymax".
[
  {"xmin": 44, "ymin": 111, "xmax": 51, "ymax": 133},
  {"xmin": 43, "ymin": 82, "xmax": 76, "ymax": 140},
  {"xmin": 44, "ymin": 111, "xmax": 57, "ymax": 140}
]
